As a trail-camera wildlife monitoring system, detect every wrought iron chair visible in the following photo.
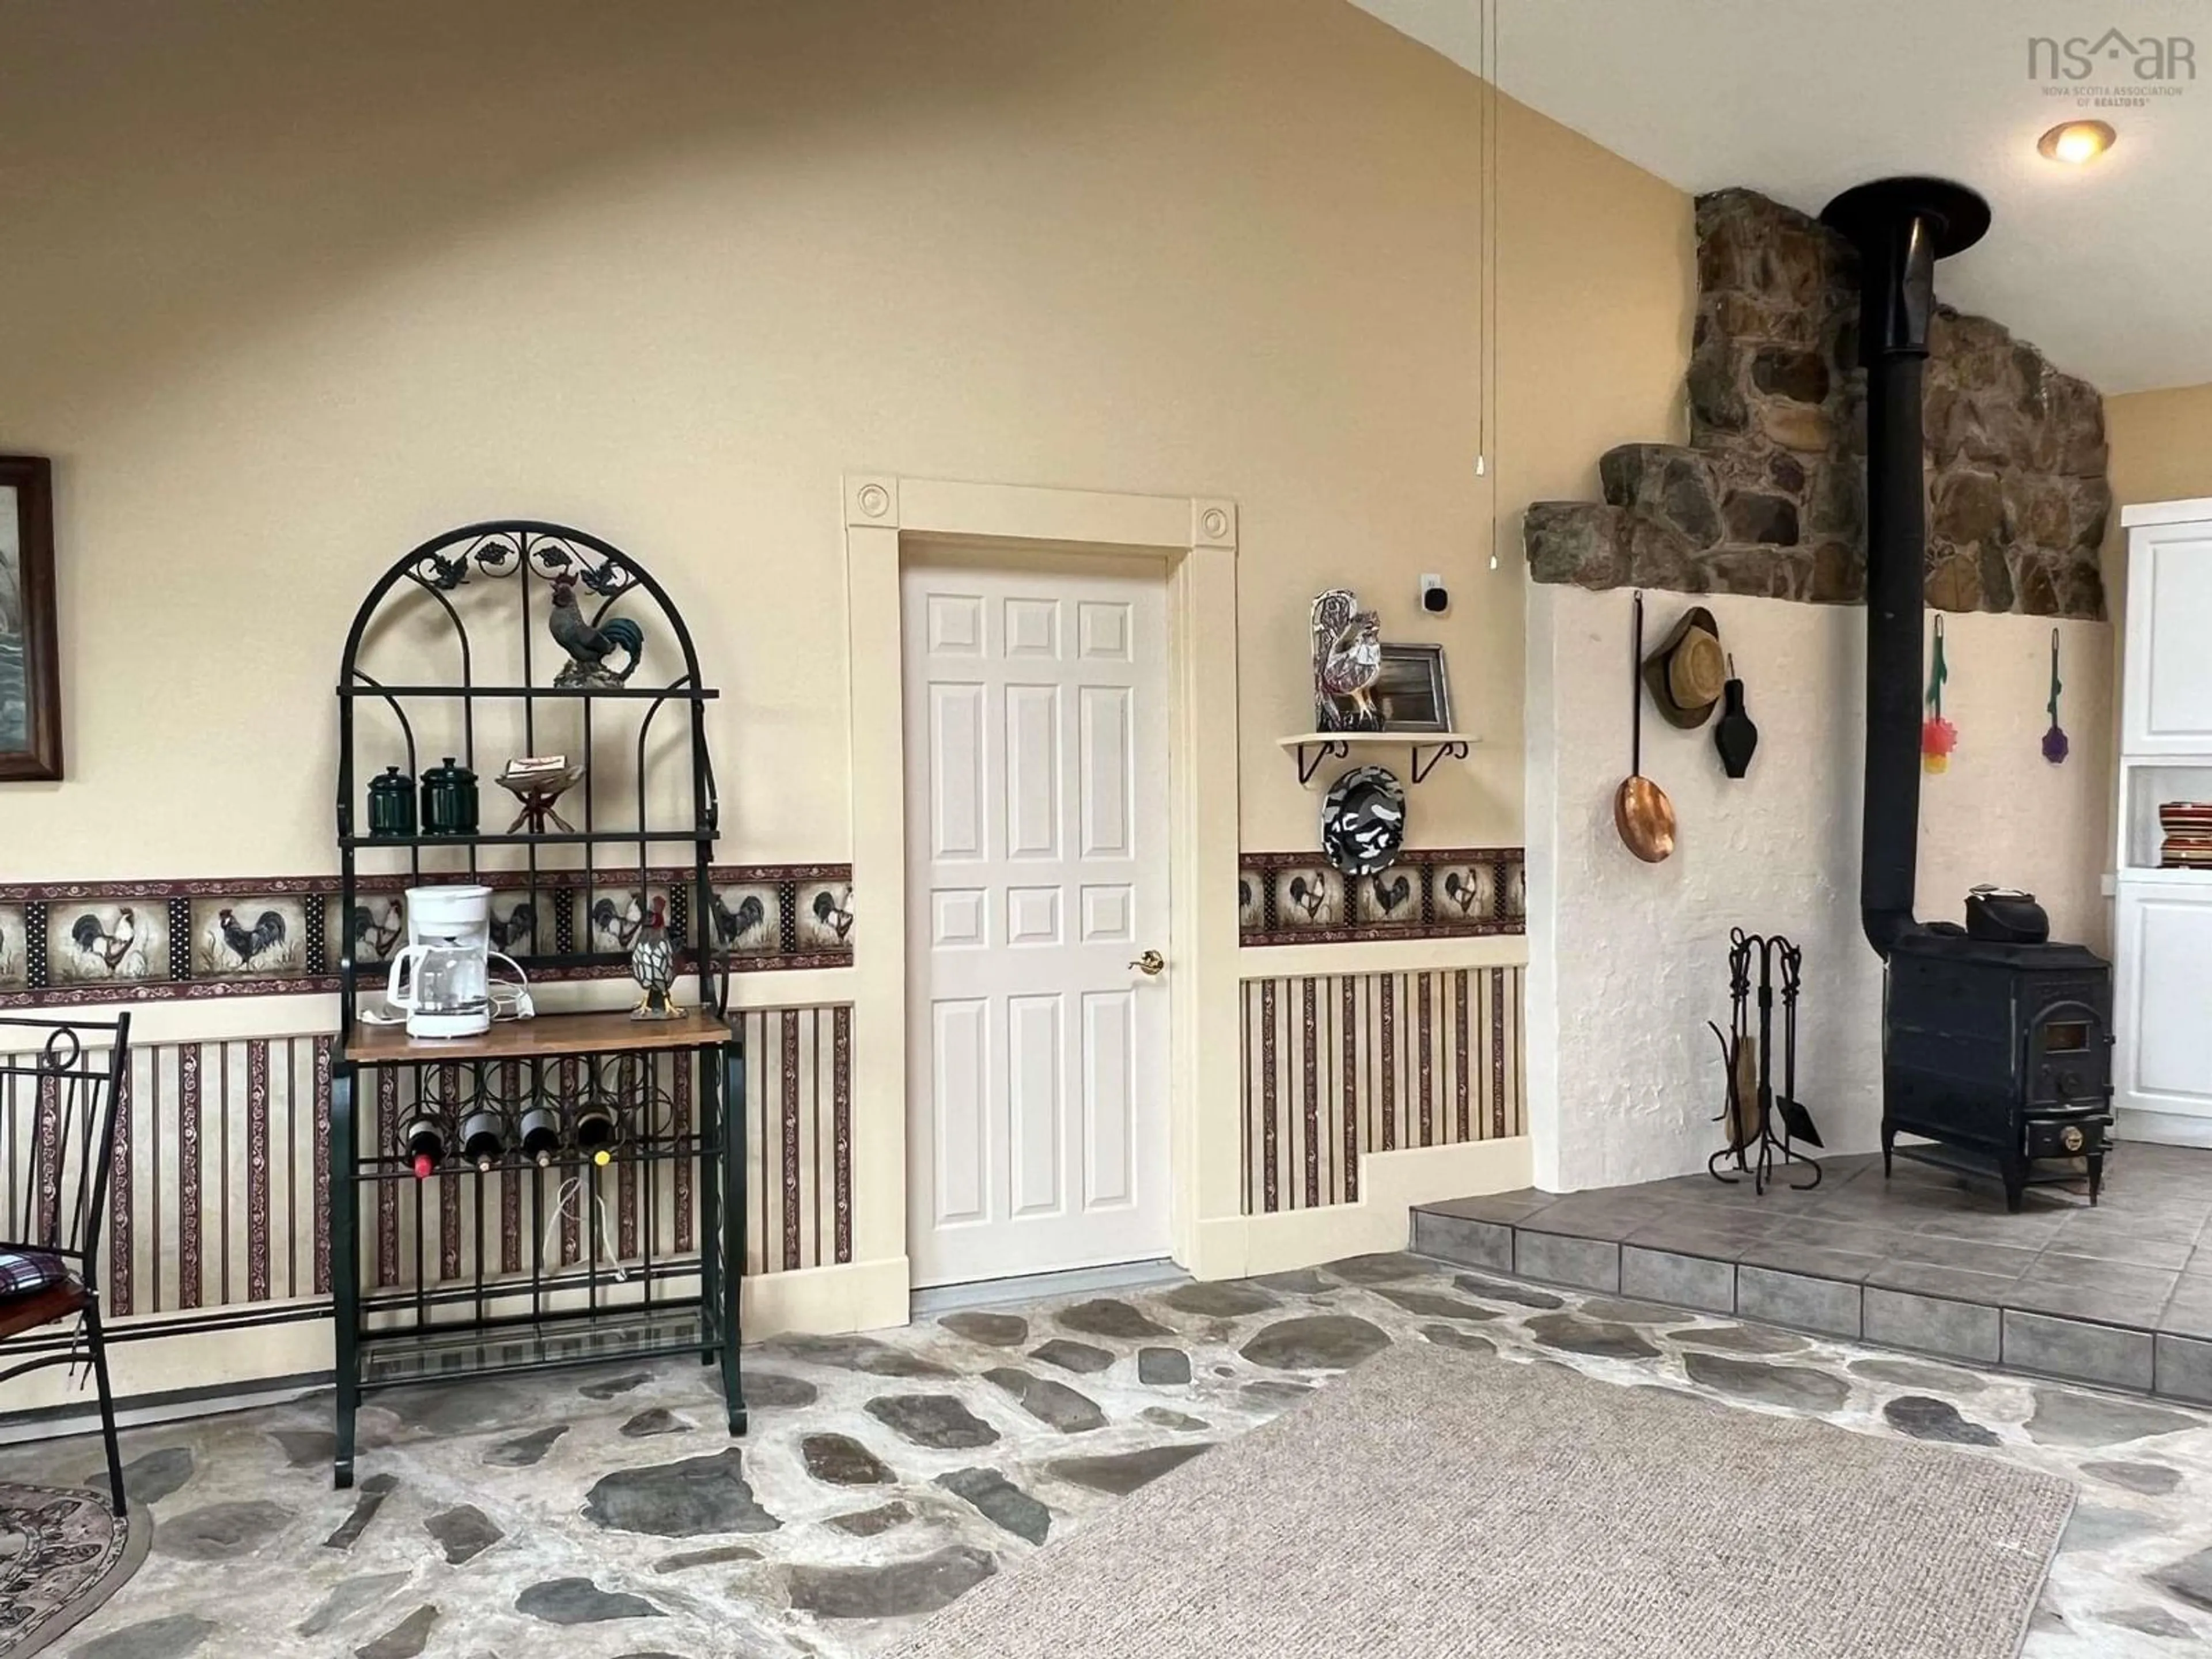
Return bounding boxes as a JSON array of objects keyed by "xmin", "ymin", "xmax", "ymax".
[{"xmin": 0, "ymin": 1013, "xmax": 131, "ymax": 1514}]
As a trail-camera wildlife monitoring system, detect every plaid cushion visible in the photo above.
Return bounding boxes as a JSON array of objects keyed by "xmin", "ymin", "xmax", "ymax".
[{"xmin": 0, "ymin": 1249, "xmax": 67, "ymax": 1298}]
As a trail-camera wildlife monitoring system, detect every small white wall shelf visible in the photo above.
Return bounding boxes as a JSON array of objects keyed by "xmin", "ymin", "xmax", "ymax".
[
  {"xmin": 1277, "ymin": 731, "xmax": 1479, "ymax": 787},
  {"xmin": 2120, "ymin": 757, "xmax": 2212, "ymax": 873}
]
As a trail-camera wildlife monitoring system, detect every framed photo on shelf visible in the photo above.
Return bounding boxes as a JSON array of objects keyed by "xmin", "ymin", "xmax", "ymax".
[
  {"xmin": 1374, "ymin": 642, "xmax": 1452, "ymax": 733},
  {"xmin": 0, "ymin": 456, "xmax": 61, "ymax": 783}
]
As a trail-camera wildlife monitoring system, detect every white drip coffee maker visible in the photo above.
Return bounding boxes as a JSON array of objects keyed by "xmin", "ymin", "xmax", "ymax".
[{"xmin": 385, "ymin": 885, "xmax": 529, "ymax": 1039}]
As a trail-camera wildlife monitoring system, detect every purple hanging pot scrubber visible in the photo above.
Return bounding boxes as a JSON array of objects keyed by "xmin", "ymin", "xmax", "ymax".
[{"xmin": 2041, "ymin": 627, "xmax": 2069, "ymax": 765}]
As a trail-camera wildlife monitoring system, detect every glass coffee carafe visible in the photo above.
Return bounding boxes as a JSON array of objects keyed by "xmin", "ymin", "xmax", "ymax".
[{"xmin": 388, "ymin": 940, "xmax": 492, "ymax": 1032}]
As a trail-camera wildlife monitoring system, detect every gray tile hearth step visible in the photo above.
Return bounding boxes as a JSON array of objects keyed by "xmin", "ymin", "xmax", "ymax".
[{"xmin": 1412, "ymin": 1145, "xmax": 2212, "ymax": 1407}]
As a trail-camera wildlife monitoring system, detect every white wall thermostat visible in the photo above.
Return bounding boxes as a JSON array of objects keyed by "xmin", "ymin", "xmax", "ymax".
[{"xmin": 1419, "ymin": 573, "xmax": 1449, "ymax": 615}]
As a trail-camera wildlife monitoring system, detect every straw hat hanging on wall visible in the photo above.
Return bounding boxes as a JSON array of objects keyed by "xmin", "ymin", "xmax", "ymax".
[{"xmin": 1641, "ymin": 605, "xmax": 1727, "ymax": 729}]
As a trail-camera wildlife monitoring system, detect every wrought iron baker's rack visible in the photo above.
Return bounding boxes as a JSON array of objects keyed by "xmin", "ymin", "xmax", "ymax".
[{"xmin": 328, "ymin": 520, "xmax": 745, "ymax": 1488}]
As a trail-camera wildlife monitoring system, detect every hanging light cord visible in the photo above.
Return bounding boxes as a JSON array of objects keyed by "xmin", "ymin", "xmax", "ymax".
[
  {"xmin": 1474, "ymin": 0, "xmax": 1488, "ymax": 485},
  {"xmin": 1478, "ymin": 0, "xmax": 1503, "ymax": 569}
]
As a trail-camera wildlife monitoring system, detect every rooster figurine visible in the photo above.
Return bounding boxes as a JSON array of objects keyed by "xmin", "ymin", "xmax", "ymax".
[
  {"xmin": 1310, "ymin": 589, "xmax": 1382, "ymax": 732},
  {"xmin": 548, "ymin": 575, "xmax": 645, "ymax": 688},
  {"xmin": 628, "ymin": 895, "xmax": 681, "ymax": 1021}
]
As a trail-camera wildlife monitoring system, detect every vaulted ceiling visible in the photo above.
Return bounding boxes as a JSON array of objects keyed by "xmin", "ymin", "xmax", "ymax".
[{"xmin": 1351, "ymin": 0, "xmax": 2212, "ymax": 393}]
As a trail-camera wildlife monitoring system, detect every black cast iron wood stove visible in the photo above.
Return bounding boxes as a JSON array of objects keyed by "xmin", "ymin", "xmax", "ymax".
[{"xmin": 1821, "ymin": 178, "xmax": 2115, "ymax": 1213}]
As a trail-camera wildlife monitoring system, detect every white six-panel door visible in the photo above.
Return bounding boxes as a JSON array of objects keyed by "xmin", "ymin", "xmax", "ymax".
[{"xmin": 902, "ymin": 555, "xmax": 1171, "ymax": 1287}]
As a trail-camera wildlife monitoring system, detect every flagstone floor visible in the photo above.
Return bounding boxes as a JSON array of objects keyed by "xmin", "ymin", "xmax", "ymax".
[{"xmin": 18, "ymin": 1253, "xmax": 2212, "ymax": 1658}]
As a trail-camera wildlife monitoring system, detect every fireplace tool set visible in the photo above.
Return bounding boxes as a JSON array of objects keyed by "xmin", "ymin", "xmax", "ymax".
[{"xmin": 1707, "ymin": 928, "xmax": 1823, "ymax": 1194}]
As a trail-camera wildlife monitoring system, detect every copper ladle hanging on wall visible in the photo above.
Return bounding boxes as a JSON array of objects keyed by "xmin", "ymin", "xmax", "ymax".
[{"xmin": 1615, "ymin": 590, "xmax": 1677, "ymax": 863}]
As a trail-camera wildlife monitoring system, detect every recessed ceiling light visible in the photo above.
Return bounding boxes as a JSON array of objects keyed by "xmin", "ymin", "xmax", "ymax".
[{"xmin": 2038, "ymin": 120, "xmax": 2116, "ymax": 165}]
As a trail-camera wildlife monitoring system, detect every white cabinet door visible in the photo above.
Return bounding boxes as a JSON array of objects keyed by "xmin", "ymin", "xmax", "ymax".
[
  {"xmin": 2116, "ymin": 884, "xmax": 2212, "ymax": 1121},
  {"xmin": 2124, "ymin": 523, "xmax": 2212, "ymax": 756},
  {"xmin": 902, "ymin": 556, "xmax": 1171, "ymax": 1287}
]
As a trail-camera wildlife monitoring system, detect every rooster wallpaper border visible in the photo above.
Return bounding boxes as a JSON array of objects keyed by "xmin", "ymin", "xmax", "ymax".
[
  {"xmin": 0, "ymin": 862, "xmax": 855, "ymax": 1008},
  {"xmin": 1238, "ymin": 847, "xmax": 1525, "ymax": 947}
]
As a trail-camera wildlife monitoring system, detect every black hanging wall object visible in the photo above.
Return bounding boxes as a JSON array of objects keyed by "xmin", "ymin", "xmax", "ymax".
[
  {"xmin": 1708, "ymin": 928, "xmax": 1821, "ymax": 1194},
  {"xmin": 1713, "ymin": 656, "xmax": 1758, "ymax": 779}
]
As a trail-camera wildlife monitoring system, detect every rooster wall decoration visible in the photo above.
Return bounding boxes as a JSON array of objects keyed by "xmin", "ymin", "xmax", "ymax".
[
  {"xmin": 214, "ymin": 907, "xmax": 288, "ymax": 969},
  {"xmin": 351, "ymin": 901, "xmax": 403, "ymax": 963},
  {"xmin": 810, "ymin": 887, "xmax": 854, "ymax": 944},
  {"xmin": 488, "ymin": 899, "xmax": 536, "ymax": 954},
  {"xmin": 1441, "ymin": 868, "xmax": 1487, "ymax": 916},
  {"xmin": 69, "ymin": 908, "xmax": 139, "ymax": 976},
  {"xmin": 711, "ymin": 891, "xmax": 767, "ymax": 950},
  {"xmin": 548, "ymin": 576, "xmax": 645, "ymax": 688},
  {"xmin": 592, "ymin": 892, "xmax": 646, "ymax": 950},
  {"xmin": 1286, "ymin": 873, "xmax": 1330, "ymax": 923},
  {"xmin": 1368, "ymin": 872, "xmax": 1413, "ymax": 915}
]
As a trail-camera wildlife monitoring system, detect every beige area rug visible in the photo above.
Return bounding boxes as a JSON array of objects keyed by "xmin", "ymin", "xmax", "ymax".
[
  {"xmin": 0, "ymin": 1484, "xmax": 149, "ymax": 1657},
  {"xmin": 891, "ymin": 1343, "xmax": 2074, "ymax": 1659}
]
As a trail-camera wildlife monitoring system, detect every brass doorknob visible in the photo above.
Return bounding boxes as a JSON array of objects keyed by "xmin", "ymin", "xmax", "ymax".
[{"xmin": 1128, "ymin": 950, "xmax": 1165, "ymax": 977}]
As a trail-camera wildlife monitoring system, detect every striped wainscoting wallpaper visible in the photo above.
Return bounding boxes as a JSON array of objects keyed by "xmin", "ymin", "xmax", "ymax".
[
  {"xmin": 1239, "ymin": 967, "xmax": 1525, "ymax": 1215},
  {"xmin": 737, "ymin": 1004, "xmax": 853, "ymax": 1276},
  {"xmin": 0, "ymin": 1006, "xmax": 853, "ymax": 1325}
]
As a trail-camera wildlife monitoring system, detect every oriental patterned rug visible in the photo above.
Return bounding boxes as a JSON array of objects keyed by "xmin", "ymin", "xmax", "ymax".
[
  {"xmin": 889, "ymin": 1342, "xmax": 2075, "ymax": 1659},
  {"xmin": 0, "ymin": 1484, "xmax": 146, "ymax": 1657}
]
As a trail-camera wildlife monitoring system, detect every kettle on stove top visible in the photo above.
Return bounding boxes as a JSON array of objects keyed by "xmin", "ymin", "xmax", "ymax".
[{"xmin": 1963, "ymin": 885, "xmax": 2049, "ymax": 946}]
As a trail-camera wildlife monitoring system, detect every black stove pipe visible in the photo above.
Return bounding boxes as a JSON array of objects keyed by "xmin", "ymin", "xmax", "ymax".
[{"xmin": 1819, "ymin": 177, "xmax": 1990, "ymax": 959}]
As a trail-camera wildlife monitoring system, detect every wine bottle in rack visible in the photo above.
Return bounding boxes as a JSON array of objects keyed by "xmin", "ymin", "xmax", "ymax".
[
  {"xmin": 574, "ymin": 1100, "xmax": 618, "ymax": 1167},
  {"xmin": 518, "ymin": 1103, "xmax": 562, "ymax": 1168},
  {"xmin": 460, "ymin": 1107, "xmax": 506, "ymax": 1173},
  {"xmin": 400, "ymin": 1113, "xmax": 445, "ymax": 1180}
]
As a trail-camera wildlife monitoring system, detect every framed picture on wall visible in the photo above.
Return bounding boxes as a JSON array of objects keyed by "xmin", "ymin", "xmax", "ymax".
[
  {"xmin": 0, "ymin": 457, "xmax": 62, "ymax": 782},
  {"xmin": 1374, "ymin": 642, "xmax": 1453, "ymax": 733}
]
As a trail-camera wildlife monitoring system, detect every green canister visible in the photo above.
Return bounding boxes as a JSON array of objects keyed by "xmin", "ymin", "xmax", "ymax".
[
  {"xmin": 420, "ymin": 757, "xmax": 479, "ymax": 836},
  {"xmin": 366, "ymin": 766, "xmax": 416, "ymax": 838}
]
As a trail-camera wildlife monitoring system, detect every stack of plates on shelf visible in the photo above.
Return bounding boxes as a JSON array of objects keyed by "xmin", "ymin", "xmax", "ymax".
[{"xmin": 2160, "ymin": 801, "xmax": 2212, "ymax": 869}]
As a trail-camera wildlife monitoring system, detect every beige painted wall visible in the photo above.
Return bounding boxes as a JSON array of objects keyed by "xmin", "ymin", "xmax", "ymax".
[
  {"xmin": 2108, "ymin": 383, "xmax": 2212, "ymax": 531},
  {"xmin": 2099, "ymin": 381, "xmax": 2212, "ymax": 851},
  {"xmin": 0, "ymin": 0, "xmax": 1690, "ymax": 880},
  {"xmin": 2105, "ymin": 381, "xmax": 2212, "ymax": 617}
]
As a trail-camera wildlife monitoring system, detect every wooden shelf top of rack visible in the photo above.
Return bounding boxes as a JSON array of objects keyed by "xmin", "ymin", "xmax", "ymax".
[{"xmin": 344, "ymin": 1008, "xmax": 732, "ymax": 1063}]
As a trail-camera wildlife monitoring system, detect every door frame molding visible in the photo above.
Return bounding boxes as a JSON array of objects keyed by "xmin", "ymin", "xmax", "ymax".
[{"xmin": 843, "ymin": 475, "xmax": 1241, "ymax": 1289}]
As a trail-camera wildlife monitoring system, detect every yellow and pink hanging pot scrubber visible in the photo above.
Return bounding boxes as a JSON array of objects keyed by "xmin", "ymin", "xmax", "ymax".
[{"xmin": 1922, "ymin": 614, "xmax": 1957, "ymax": 775}]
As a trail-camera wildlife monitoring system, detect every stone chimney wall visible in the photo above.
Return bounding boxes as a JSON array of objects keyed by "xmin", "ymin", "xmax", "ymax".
[{"xmin": 1524, "ymin": 188, "xmax": 2109, "ymax": 618}]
